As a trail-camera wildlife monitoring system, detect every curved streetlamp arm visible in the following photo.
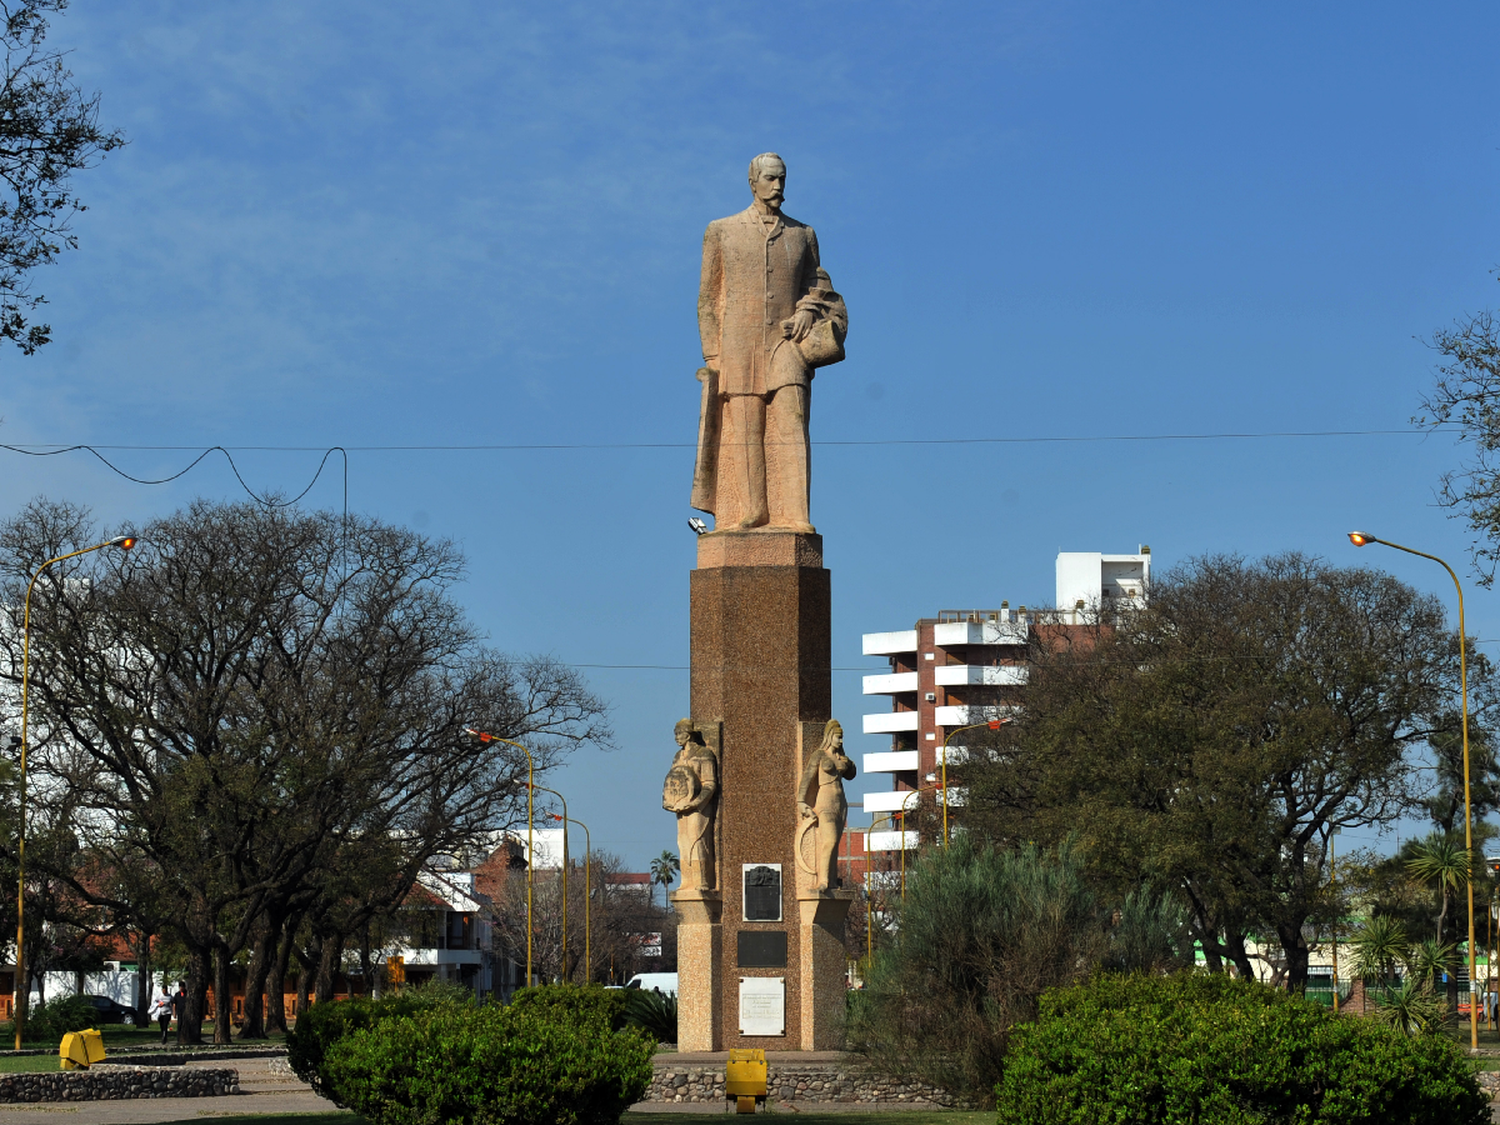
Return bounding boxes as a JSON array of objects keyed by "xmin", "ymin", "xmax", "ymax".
[
  {"xmin": 1348, "ymin": 531, "xmax": 1476, "ymax": 1049},
  {"xmin": 465, "ymin": 729, "xmax": 536, "ymax": 989},
  {"xmin": 14, "ymin": 535, "xmax": 135, "ymax": 1049}
]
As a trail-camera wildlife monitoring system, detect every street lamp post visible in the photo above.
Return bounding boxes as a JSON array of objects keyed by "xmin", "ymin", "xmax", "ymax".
[
  {"xmin": 1330, "ymin": 828, "xmax": 1340, "ymax": 1014},
  {"xmin": 465, "ymin": 728, "xmax": 536, "ymax": 989},
  {"xmin": 529, "ymin": 784, "xmax": 569, "ymax": 980},
  {"xmin": 565, "ymin": 815, "xmax": 592, "ymax": 983},
  {"xmin": 864, "ymin": 813, "xmax": 904, "ymax": 967},
  {"xmin": 939, "ymin": 719, "xmax": 1007, "ymax": 845},
  {"xmin": 14, "ymin": 534, "xmax": 135, "ymax": 1049},
  {"xmin": 1348, "ymin": 531, "xmax": 1478, "ymax": 1050}
]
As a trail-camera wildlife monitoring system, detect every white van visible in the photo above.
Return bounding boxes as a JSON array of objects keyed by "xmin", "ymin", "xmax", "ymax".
[{"xmin": 625, "ymin": 972, "xmax": 678, "ymax": 997}]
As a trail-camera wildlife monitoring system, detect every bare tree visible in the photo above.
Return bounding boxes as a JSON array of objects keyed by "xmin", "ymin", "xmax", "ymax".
[{"xmin": 0, "ymin": 498, "xmax": 610, "ymax": 1040}]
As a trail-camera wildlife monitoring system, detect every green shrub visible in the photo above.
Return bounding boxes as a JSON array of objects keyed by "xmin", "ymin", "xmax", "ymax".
[
  {"xmin": 320, "ymin": 1001, "xmax": 655, "ymax": 1125},
  {"xmin": 621, "ymin": 988, "xmax": 677, "ymax": 1044},
  {"xmin": 846, "ymin": 836, "xmax": 1103, "ymax": 1103},
  {"xmin": 23, "ymin": 995, "xmax": 95, "ymax": 1044},
  {"xmin": 286, "ymin": 984, "xmax": 469, "ymax": 1095},
  {"xmin": 996, "ymin": 973, "xmax": 1489, "ymax": 1125},
  {"xmin": 508, "ymin": 982, "xmax": 630, "ymax": 1031}
]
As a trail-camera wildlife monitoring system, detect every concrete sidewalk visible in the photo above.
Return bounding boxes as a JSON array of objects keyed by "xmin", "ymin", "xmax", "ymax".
[{"xmin": 0, "ymin": 1057, "xmax": 344, "ymax": 1125}]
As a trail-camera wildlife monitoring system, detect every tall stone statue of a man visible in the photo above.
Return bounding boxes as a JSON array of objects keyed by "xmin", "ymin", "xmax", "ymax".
[{"xmin": 692, "ymin": 153, "xmax": 848, "ymax": 533}]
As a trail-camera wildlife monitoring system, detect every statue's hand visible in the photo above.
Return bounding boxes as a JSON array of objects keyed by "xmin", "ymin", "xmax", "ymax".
[
  {"xmin": 798, "ymin": 802, "xmax": 816, "ymax": 823},
  {"xmin": 789, "ymin": 309, "xmax": 816, "ymax": 343}
]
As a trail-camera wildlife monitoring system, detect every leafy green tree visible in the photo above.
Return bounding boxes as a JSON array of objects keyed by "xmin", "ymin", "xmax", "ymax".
[
  {"xmin": 960, "ymin": 553, "xmax": 1479, "ymax": 991},
  {"xmin": 0, "ymin": 1, "xmax": 126, "ymax": 353}
]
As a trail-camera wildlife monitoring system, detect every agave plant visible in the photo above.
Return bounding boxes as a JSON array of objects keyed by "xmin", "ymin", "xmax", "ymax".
[
  {"xmin": 622, "ymin": 987, "xmax": 678, "ymax": 1045},
  {"xmin": 1370, "ymin": 975, "xmax": 1448, "ymax": 1037}
]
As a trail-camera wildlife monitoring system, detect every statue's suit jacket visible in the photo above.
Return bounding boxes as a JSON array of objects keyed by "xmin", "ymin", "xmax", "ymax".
[
  {"xmin": 693, "ymin": 207, "xmax": 821, "ymax": 513},
  {"xmin": 698, "ymin": 207, "xmax": 822, "ymax": 397}
]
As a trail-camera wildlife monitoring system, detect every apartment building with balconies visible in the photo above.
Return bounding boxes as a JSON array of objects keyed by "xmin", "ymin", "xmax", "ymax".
[{"xmin": 859, "ymin": 547, "xmax": 1151, "ymax": 844}]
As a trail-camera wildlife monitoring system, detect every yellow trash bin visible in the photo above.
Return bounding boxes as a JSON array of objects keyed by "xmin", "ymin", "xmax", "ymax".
[
  {"xmin": 725, "ymin": 1048, "xmax": 767, "ymax": 1114},
  {"xmin": 58, "ymin": 1028, "xmax": 106, "ymax": 1070}
]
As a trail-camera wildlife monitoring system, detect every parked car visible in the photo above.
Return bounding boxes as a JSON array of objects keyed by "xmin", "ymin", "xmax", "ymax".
[{"xmin": 80, "ymin": 995, "xmax": 136, "ymax": 1024}]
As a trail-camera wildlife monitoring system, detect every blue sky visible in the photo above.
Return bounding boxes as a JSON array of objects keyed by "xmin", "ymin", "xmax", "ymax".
[{"xmin": 2, "ymin": 1, "xmax": 1498, "ymax": 869}]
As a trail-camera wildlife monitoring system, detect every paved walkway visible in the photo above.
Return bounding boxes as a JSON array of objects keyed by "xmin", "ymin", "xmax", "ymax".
[
  {"xmin": 0, "ymin": 1058, "xmax": 341, "ymax": 1125},
  {"xmin": 0, "ymin": 1056, "xmax": 1490, "ymax": 1122}
]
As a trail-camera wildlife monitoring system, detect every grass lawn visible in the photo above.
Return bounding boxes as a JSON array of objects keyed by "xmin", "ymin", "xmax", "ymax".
[
  {"xmin": 0, "ymin": 1054, "xmax": 59, "ymax": 1073},
  {"xmin": 632, "ymin": 1115, "xmax": 989, "ymax": 1125},
  {"xmin": 150, "ymin": 1117, "xmax": 989, "ymax": 1125}
]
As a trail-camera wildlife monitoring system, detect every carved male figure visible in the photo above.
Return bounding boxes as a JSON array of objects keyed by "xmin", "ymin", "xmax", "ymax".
[
  {"xmin": 692, "ymin": 153, "xmax": 848, "ymax": 532},
  {"xmin": 797, "ymin": 719, "xmax": 857, "ymax": 893},
  {"xmin": 662, "ymin": 718, "xmax": 719, "ymax": 890}
]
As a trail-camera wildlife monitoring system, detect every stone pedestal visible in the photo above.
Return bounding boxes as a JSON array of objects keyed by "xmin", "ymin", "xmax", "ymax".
[
  {"xmin": 671, "ymin": 888, "xmax": 722, "ymax": 1052},
  {"xmin": 798, "ymin": 890, "xmax": 856, "ymax": 1049},
  {"xmin": 684, "ymin": 529, "xmax": 836, "ymax": 1051}
]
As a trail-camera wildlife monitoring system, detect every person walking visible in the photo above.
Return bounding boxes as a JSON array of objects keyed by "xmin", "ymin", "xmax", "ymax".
[
  {"xmin": 148, "ymin": 984, "xmax": 173, "ymax": 1044},
  {"xmin": 170, "ymin": 981, "xmax": 186, "ymax": 1045}
]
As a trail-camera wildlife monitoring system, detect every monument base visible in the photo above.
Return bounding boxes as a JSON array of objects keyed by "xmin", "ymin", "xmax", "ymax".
[
  {"xmin": 798, "ymin": 890, "xmax": 855, "ymax": 1050},
  {"xmin": 671, "ymin": 888, "xmax": 723, "ymax": 1052}
]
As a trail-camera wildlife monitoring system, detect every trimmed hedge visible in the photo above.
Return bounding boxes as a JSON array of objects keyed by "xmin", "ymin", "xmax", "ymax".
[
  {"xmin": 997, "ymin": 973, "xmax": 1489, "ymax": 1125},
  {"xmin": 320, "ymin": 1001, "xmax": 655, "ymax": 1125},
  {"xmin": 508, "ymin": 983, "xmax": 630, "ymax": 1031},
  {"xmin": 286, "ymin": 986, "xmax": 468, "ymax": 1096}
]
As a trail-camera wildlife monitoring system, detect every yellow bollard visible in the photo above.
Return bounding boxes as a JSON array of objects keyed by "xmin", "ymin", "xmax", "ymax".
[
  {"xmin": 725, "ymin": 1048, "xmax": 768, "ymax": 1114},
  {"xmin": 58, "ymin": 1028, "xmax": 106, "ymax": 1070}
]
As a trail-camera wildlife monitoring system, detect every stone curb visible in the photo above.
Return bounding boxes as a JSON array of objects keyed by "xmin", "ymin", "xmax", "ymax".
[{"xmin": 0, "ymin": 1066, "xmax": 240, "ymax": 1102}]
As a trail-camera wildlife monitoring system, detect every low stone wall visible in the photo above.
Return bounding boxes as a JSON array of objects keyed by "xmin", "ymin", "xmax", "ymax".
[
  {"xmin": 0, "ymin": 1066, "xmax": 239, "ymax": 1102},
  {"xmin": 646, "ymin": 1061, "xmax": 968, "ymax": 1107}
]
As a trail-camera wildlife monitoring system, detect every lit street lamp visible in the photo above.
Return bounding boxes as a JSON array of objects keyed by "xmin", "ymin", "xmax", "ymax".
[
  {"xmin": 1348, "ymin": 530, "xmax": 1478, "ymax": 1050},
  {"xmin": 14, "ymin": 534, "xmax": 136, "ymax": 1049},
  {"xmin": 465, "ymin": 728, "xmax": 536, "ymax": 989}
]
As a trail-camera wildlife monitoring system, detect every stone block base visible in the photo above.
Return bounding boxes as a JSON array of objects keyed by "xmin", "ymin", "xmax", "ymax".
[{"xmin": 643, "ymin": 1058, "xmax": 971, "ymax": 1107}]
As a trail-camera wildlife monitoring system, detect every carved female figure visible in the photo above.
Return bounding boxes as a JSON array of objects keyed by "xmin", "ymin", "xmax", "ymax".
[{"xmin": 797, "ymin": 719, "xmax": 857, "ymax": 893}]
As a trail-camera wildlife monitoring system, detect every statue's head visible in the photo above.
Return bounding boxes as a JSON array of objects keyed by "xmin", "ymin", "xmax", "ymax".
[
  {"xmin": 821, "ymin": 718, "xmax": 843, "ymax": 753},
  {"xmin": 674, "ymin": 718, "xmax": 695, "ymax": 746},
  {"xmin": 748, "ymin": 153, "xmax": 786, "ymax": 211}
]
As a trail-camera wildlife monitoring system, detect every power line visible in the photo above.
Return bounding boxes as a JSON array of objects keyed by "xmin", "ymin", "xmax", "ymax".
[
  {"xmin": 0, "ymin": 426, "xmax": 1460, "ymax": 455},
  {"xmin": 1, "ymin": 443, "xmax": 347, "ymax": 509}
]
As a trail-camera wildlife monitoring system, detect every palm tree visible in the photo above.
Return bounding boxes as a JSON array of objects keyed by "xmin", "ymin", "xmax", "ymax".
[
  {"xmin": 1349, "ymin": 914, "xmax": 1409, "ymax": 985},
  {"xmin": 650, "ymin": 850, "xmax": 680, "ymax": 908},
  {"xmin": 1406, "ymin": 836, "xmax": 1471, "ymax": 944},
  {"xmin": 1406, "ymin": 836, "xmax": 1471, "ymax": 1013}
]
